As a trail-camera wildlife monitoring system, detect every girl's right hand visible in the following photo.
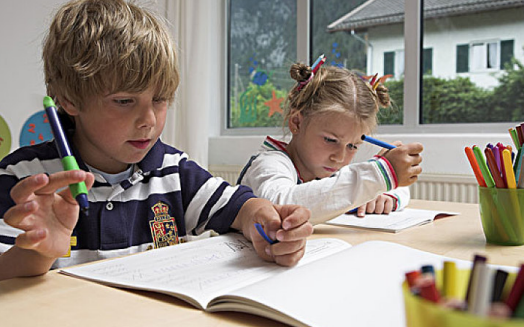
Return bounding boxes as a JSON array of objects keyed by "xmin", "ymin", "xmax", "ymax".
[
  {"xmin": 3, "ymin": 171, "xmax": 94, "ymax": 259},
  {"xmin": 383, "ymin": 142, "xmax": 424, "ymax": 187}
]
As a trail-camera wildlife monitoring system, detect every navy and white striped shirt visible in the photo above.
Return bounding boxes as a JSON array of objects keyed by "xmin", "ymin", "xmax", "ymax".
[{"xmin": 0, "ymin": 139, "xmax": 255, "ymax": 268}]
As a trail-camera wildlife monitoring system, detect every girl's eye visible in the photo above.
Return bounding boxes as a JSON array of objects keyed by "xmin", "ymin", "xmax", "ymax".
[
  {"xmin": 347, "ymin": 143, "xmax": 358, "ymax": 150},
  {"xmin": 324, "ymin": 137, "xmax": 337, "ymax": 144}
]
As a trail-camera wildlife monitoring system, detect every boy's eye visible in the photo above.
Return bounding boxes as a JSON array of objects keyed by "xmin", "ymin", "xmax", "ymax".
[
  {"xmin": 114, "ymin": 99, "xmax": 134, "ymax": 105},
  {"xmin": 324, "ymin": 137, "xmax": 337, "ymax": 144},
  {"xmin": 153, "ymin": 97, "xmax": 167, "ymax": 103}
]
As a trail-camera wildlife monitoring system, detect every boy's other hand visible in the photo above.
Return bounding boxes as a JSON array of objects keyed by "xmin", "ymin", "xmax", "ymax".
[
  {"xmin": 233, "ymin": 198, "xmax": 313, "ymax": 267},
  {"xmin": 4, "ymin": 171, "xmax": 94, "ymax": 259}
]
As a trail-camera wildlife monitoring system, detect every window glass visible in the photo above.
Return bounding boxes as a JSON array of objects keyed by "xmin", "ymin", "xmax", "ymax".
[
  {"xmin": 320, "ymin": 0, "xmax": 404, "ymax": 125},
  {"xmin": 227, "ymin": 0, "xmax": 296, "ymax": 128},
  {"xmin": 422, "ymin": 4, "xmax": 524, "ymax": 124},
  {"xmin": 311, "ymin": 0, "xmax": 367, "ymax": 70}
]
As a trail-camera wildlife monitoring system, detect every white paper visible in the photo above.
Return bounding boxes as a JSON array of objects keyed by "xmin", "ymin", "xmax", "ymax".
[
  {"xmin": 326, "ymin": 208, "xmax": 459, "ymax": 233},
  {"xmin": 60, "ymin": 234, "xmax": 350, "ymax": 309}
]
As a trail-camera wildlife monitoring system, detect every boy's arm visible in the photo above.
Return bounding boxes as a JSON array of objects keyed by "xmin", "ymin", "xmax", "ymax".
[
  {"xmin": 231, "ymin": 198, "xmax": 313, "ymax": 267},
  {"xmin": 0, "ymin": 246, "xmax": 57, "ymax": 280},
  {"xmin": 0, "ymin": 171, "xmax": 94, "ymax": 281}
]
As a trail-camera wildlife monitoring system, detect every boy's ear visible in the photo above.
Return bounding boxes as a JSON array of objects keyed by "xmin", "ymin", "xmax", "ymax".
[
  {"xmin": 57, "ymin": 96, "xmax": 80, "ymax": 116},
  {"xmin": 288, "ymin": 110, "xmax": 303, "ymax": 134}
]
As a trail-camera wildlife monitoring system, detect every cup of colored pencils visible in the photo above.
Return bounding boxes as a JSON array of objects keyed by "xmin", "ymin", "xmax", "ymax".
[
  {"xmin": 403, "ymin": 258, "xmax": 524, "ymax": 327},
  {"xmin": 465, "ymin": 128, "xmax": 524, "ymax": 245}
]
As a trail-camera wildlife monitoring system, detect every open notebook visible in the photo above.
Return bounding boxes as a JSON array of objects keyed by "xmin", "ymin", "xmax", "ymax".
[
  {"xmin": 61, "ymin": 234, "xmax": 473, "ymax": 327},
  {"xmin": 326, "ymin": 208, "xmax": 459, "ymax": 233}
]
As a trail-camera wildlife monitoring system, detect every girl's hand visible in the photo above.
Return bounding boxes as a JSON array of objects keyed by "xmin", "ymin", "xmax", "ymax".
[
  {"xmin": 383, "ymin": 142, "xmax": 423, "ymax": 186},
  {"xmin": 356, "ymin": 194, "xmax": 396, "ymax": 217}
]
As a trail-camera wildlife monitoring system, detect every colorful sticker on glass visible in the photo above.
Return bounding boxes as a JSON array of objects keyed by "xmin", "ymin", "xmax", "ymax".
[
  {"xmin": 19, "ymin": 110, "xmax": 53, "ymax": 147},
  {"xmin": 0, "ymin": 114, "xmax": 12, "ymax": 160}
]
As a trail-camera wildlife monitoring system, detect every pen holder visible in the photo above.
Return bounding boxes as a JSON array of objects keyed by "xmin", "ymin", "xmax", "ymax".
[
  {"xmin": 403, "ymin": 270, "xmax": 523, "ymax": 327},
  {"xmin": 478, "ymin": 187, "xmax": 524, "ymax": 246}
]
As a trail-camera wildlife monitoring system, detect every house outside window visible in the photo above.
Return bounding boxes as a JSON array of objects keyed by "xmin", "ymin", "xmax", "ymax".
[{"xmin": 323, "ymin": 0, "xmax": 524, "ymax": 125}]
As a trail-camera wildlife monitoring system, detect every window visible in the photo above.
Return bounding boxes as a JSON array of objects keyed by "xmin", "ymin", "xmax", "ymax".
[
  {"xmin": 456, "ymin": 44, "xmax": 469, "ymax": 73},
  {"xmin": 383, "ymin": 50, "xmax": 404, "ymax": 78},
  {"xmin": 423, "ymin": 0, "xmax": 523, "ymax": 125},
  {"xmin": 422, "ymin": 48, "xmax": 432, "ymax": 75},
  {"xmin": 225, "ymin": 0, "xmax": 524, "ymax": 133},
  {"xmin": 311, "ymin": 0, "xmax": 368, "ymax": 72},
  {"xmin": 227, "ymin": 0, "xmax": 297, "ymax": 129},
  {"xmin": 384, "ymin": 51, "xmax": 395, "ymax": 76},
  {"xmin": 458, "ymin": 40, "xmax": 510, "ymax": 73}
]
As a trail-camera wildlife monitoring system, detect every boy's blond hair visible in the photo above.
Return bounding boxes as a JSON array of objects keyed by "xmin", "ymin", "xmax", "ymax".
[{"xmin": 43, "ymin": 0, "xmax": 179, "ymax": 110}]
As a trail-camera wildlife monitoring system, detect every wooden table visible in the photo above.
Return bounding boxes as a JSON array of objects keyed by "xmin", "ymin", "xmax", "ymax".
[{"xmin": 2, "ymin": 200, "xmax": 523, "ymax": 326}]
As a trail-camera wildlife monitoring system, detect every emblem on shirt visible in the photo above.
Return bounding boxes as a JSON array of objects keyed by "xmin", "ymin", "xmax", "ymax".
[{"xmin": 149, "ymin": 201, "xmax": 179, "ymax": 248}]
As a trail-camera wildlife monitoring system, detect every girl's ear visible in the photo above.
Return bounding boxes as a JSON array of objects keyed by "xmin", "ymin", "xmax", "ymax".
[
  {"xmin": 57, "ymin": 96, "xmax": 80, "ymax": 116},
  {"xmin": 288, "ymin": 110, "xmax": 304, "ymax": 134}
]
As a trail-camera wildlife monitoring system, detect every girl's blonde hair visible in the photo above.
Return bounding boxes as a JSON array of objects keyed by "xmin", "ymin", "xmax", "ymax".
[
  {"xmin": 285, "ymin": 63, "xmax": 390, "ymax": 131},
  {"xmin": 43, "ymin": 0, "xmax": 179, "ymax": 110}
]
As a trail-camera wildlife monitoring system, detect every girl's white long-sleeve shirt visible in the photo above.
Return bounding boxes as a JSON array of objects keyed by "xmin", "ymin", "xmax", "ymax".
[{"xmin": 238, "ymin": 136, "xmax": 410, "ymax": 225}]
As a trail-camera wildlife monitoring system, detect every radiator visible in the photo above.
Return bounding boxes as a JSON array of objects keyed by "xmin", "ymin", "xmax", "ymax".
[
  {"xmin": 209, "ymin": 165, "xmax": 244, "ymax": 185},
  {"xmin": 209, "ymin": 165, "xmax": 479, "ymax": 204},
  {"xmin": 410, "ymin": 174, "xmax": 478, "ymax": 203}
]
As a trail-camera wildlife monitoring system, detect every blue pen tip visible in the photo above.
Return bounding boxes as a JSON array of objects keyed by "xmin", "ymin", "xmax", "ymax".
[
  {"xmin": 81, "ymin": 207, "xmax": 89, "ymax": 217},
  {"xmin": 76, "ymin": 193, "xmax": 90, "ymax": 217}
]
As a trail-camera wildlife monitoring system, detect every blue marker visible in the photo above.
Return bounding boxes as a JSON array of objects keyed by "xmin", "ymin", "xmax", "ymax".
[
  {"xmin": 254, "ymin": 223, "xmax": 278, "ymax": 245},
  {"xmin": 361, "ymin": 134, "xmax": 396, "ymax": 150},
  {"xmin": 43, "ymin": 96, "xmax": 89, "ymax": 216}
]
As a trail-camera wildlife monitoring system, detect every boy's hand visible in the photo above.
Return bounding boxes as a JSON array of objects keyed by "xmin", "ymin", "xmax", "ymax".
[
  {"xmin": 3, "ymin": 171, "xmax": 94, "ymax": 259},
  {"xmin": 383, "ymin": 142, "xmax": 423, "ymax": 186},
  {"xmin": 233, "ymin": 198, "xmax": 313, "ymax": 267},
  {"xmin": 356, "ymin": 194, "xmax": 396, "ymax": 217}
]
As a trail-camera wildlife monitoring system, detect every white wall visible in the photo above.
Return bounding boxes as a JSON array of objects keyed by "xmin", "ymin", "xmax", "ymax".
[{"xmin": 0, "ymin": 0, "xmax": 61, "ymax": 157}]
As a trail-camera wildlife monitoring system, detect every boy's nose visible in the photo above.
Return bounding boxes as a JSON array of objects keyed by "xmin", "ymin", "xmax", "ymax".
[{"xmin": 137, "ymin": 106, "xmax": 156, "ymax": 128}]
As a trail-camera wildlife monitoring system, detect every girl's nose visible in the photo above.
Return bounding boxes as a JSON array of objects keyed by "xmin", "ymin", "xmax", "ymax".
[{"xmin": 330, "ymin": 147, "xmax": 346, "ymax": 163}]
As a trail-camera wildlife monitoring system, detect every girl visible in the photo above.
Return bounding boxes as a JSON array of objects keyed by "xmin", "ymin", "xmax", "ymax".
[{"xmin": 237, "ymin": 59, "xmax": 423, "ymax": 225}]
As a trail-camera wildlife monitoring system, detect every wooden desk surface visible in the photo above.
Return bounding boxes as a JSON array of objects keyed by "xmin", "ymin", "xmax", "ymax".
[{"xmin": 2, "ymin": 200, "xmax": 524, "ymax": 326}]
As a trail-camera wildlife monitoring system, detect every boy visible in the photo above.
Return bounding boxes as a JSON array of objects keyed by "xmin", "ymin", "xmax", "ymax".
[{"xmin": 0, "ymin": 0, "xmax": 312, "ymax": 281}]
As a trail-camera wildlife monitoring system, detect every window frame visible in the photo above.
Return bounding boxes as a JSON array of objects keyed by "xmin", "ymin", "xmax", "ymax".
[{"xmin": 221, "ymin": 0, "xmax": 516, "ymax": 136}]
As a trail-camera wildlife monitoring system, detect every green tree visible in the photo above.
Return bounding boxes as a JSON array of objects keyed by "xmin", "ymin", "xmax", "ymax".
[{"xmin": 490, "ymin": 58, "xmax": 524, "ymax": 122}]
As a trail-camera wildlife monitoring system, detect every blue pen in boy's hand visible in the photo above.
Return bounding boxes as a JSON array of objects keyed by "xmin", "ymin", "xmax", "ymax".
[
  {"xmin": 254, "ymin": 223, "xmax": 278, "ymax": 244},
  {"xmin": 44, "ymin": 96, "xmax": 90, "ymax": 216}
]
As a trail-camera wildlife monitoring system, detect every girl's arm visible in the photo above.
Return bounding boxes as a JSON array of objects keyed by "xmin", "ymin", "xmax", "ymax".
[{"xmin": 241, "ymin": 151, "xmax": 396, "ymax": 225}]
